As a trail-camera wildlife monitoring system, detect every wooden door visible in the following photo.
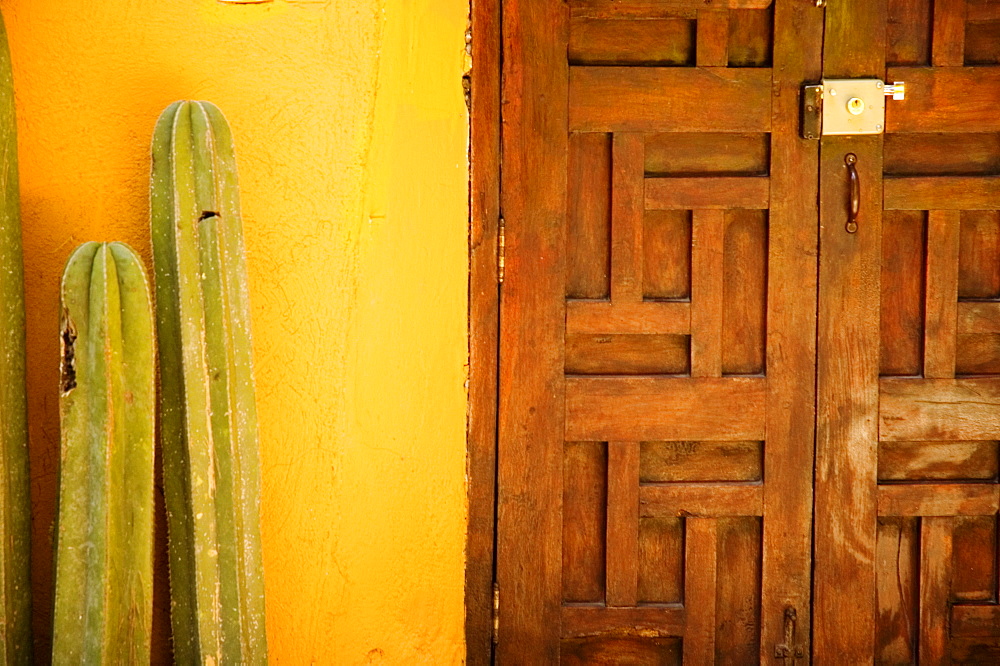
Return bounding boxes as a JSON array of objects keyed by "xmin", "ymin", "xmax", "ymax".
[
  {"xmin": 813, "ymin": 0, "xmax": 1000, "ymax": 662},
  {"xmin": 496, "ymin": 0, "xmax": 1000, "ymax": 662},
  {"xmin": 498, "ymin": 0, "xmax": 821, "ymax": 661}
]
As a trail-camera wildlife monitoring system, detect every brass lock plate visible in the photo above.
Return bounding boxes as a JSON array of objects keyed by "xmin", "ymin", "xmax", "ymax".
[{"xmin": 801, "ymin": 78, "xmax": 901, "ymax": 138}]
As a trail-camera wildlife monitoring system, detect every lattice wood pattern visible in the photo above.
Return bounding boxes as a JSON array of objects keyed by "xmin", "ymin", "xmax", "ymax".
[{"xmin": 875, "ymin": 0, "xmax": 1000, "ymax": 661}]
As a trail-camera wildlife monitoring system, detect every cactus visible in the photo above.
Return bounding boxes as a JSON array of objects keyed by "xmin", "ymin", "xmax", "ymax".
[
  {"xmin": 151, "ymin": 101, "xmax": 266, "ymax": 665},
  {"xmin": 54, "ymin": 242, "xmax": 156, "ymax": 664},
  {"xmin": 0, "ymin": 8, "xmax": 32, "ymax": 663}
]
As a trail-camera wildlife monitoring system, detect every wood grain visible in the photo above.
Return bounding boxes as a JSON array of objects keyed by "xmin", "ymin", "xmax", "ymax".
[
  {"xmin": 496, "ymin": 0, "xmax": 568, "ymax": 658},
  {"xmin": 560, "ymin": 604, "xmax": 685, "ymax": 638},
  {"xmin": 814, "ymin": 0, "xmax": 887, "ymax": 657},
  {"xmin": 723, "ymin": 210, "xmax": 767, "ymax": 375},
  {"xmin": 884, "ymin": 133, "xmax": 1000, "ymax": 176},
  {"xmin": 565, "ymin": 376, "xmax": 766, "ymax": 442},
  {"xmin": 605, "ymin": 442, "xmax": 639, "ymax": 607},
  {"xmin": 638, "ymin": 516, "xmax": 684, "ymax": 603},
  {"xmin": 886, "ymin": 67, "xmax": 1000, "ymax": 132},
  {"xmin": 716, "ymin": 518, "xmax": 762, "ymax": 662},
  {"xmin": 611, "ymin": 133, "xmax": 645, "ymax": 304},
  {"xmin": 885, "ymin": 176, "xmax": 1000, "ymax": 210},
  {"xmin": 640, "ymin": 441, "xmax": 763, "ymax": 483},
  {"xmin": 887, "ymin": 0, "xmax": 932, "ymax": 66},
  {"xmin": 645, "ymin": 133, "xmax": 770, "ymax": 177},
  {"xmin": 880, "ymin": 211, "xmax": 925, "ymax": 376},
  {"xmin": 566, "ymin": 301, "xmax": 690, "ymax": 335},
  {"xmin": 880, "ymin": 377, "xmax": 1000, "ymax": 441},
  {"xmin": 643, "ymin": 210, "xmax": 691, "ymax": 299},
  {"xmin": 924, "ymin": 210, "xmax": 961, "ymax": 378},
  {"xmin": 569, "ymin": 17, "xmax": 694, "ymax": 66},
  {"xmin": 567, "ymin": 132, "xmax": 612, "ymax": 299},
  {"xmin": 758, "ymin": 0, "xmax": 822, "ymax": 658},
  {"xmin": 878, "ymin": 483, "xmax": 1000, "ymax": 516},
  {"xmin": 691, "ymin": 209, "xmax": 725, "ymax": 377},
  {"xmin": 683, "ymin": 518, "xmax": 717, "ymax": 665},
  {"xmin": 878, "ymin": 441, "xmax": 999, "ymax": 481},
  {"xmin": 958, "ymin": 301, "xmax": 1000, "ymax": 333},
  {"xmin": 466, "ymin": 0, "xmax": 501, "ymax": 659},
  {"xmin": 569, "ymin": 67, "xmax": 772, "ymax": 132},
  {"xmin": 562, "ymin": 442, "xmax": 607, "ymax": 603},
  {"xmin": 932, "ymin": 0, "xmax": 967, "ymax": 66},
  {"xmin": 959, "ymin": 210, "xmax": 1000, "ymax": 298},
  {"xmin": 565, "ymin": 333, "xmax": 689, "ymax": 375},
  {"xmin": 641, "ymin": 484, "xmax": 764, "ymax": 518},
  {"xmin": 953, "ymin": 604, "xmax": 1000, "ymax": 636},
  {"xmin": 696, "ymin": 10, "xmax": 729, "ymax": 67},
  {"xmin": 876, "ymin": 517, "xmax": 919, "ymax": 663},
  {"xmin": 919, "ymin": 517, "xmax": 952, "ymax": 664},
  {"xmin": 645, "ymin": 177, "xmax": 770, "ymax": 210}
]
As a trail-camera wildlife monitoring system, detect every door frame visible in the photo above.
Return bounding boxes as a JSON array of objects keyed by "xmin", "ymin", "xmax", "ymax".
[{"xmin": 466, "ymin": 0, "xmax": 502, "ymax": 663}]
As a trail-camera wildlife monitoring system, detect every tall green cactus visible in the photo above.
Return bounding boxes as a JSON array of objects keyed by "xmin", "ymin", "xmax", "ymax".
[
  {"xmin": 151, "ymin": 101, "xmax": 266, "ymax": 665},
  {"xmin": 54, "ymin": 242, "xmax": 156, "ymax": 664},
  {"xmin": 0, "ymin": 8, "xmax": 31, "ymax": 663}
]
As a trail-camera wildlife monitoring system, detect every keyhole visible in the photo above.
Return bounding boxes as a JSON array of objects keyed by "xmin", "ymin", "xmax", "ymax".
[{"xmin": 847, "ymin": 97, "xmax": 865, "ymax": 115}]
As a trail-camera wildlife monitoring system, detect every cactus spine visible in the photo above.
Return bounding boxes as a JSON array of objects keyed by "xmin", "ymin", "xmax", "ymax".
[
  {"xmin": 54, "ymin": 242, "xmax": 156, "ymax": 664},
  {"xmin": 0, "ymin": 7, "xmax": 31, "ymax": 662},
  {"xmin": 151, "ymin": 101, "xmax": 266, "ymax": 665}
]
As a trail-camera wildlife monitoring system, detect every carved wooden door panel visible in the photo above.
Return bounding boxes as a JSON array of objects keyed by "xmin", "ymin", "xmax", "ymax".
[
  {"xmin": 498, "ymin": 0, "xmax": 821, "ymax": 661},
  {"xmin": 497, "ymin": 0, "xmax": 1000, "ymax": 662},
  {"xmin": 813, "ymin": 0, "xmax": 1000, "ymax": 662}
]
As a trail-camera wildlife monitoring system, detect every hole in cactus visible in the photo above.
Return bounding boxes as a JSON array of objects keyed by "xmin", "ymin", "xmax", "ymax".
[
  {"xmin": 60, "ymin": 313, "xmax": 78, "ymax": 394},
  {"xmin": 200, "ymin": 211, "xmax": 219, "ymax": 222}
]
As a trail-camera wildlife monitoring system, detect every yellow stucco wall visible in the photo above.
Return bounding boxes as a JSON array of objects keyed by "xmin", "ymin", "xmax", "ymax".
[{"xmin": 2, "ymin": 0, "xmax": 469, "ymax": 661}]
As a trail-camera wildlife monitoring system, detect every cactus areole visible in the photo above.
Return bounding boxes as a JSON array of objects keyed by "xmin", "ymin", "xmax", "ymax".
[
  {"xmin": 0, "ymin": 8, "xmax": 31, "ymax": 663},
  {"xmin": 151, "ymin": 101, "xmax": 267, "ymax": 665},
  {"xmin": 55, "ymin": 242, "xmax": 156, "ymax": 664}
]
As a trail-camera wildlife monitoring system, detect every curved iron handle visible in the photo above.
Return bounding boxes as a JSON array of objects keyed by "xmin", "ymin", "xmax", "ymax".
[{"xmin": 845, "ymin": 153, "xmax": 859, "ymax": 233}]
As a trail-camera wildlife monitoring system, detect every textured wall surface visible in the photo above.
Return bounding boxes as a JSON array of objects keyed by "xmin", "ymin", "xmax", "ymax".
[{"xmin": 1, "ymin": 0, "xmax": 469, "ymax": 661}]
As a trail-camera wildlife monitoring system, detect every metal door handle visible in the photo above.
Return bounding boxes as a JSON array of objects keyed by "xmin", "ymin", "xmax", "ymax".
[{"xmin": 845, "ymin": 153, "xmax": 859, "ymax": 233}]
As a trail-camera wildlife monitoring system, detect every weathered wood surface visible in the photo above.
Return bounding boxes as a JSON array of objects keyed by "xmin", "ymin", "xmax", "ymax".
[
  {"xmin": 569, "ymin": 67, "xmax": 772, "ymax": 132},
  {"xmin": 880, "ymin": 378, "xmax": 1000, "ymax": 441},
  {"xmin": 565, "ymin": 376, "xmax": 766, "ymax": 441}
]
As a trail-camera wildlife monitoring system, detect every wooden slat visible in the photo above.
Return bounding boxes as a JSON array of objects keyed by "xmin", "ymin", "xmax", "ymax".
[
  {"xmin": 814, "ymin": 0, "xmax": 886, "ymax": 658},
  {"xmin": 570, "ymin": 0, "xmax": 771, "ymax": 19},
  {"xmin": 878, "ymin": 484, "xmax": 1000, "ymax": 516},
  {"xmin": 887, "ymin": 67, "xmax": 1000, "ymax": 133},
  {"xmin": 645, "ymin": 133, "xmax": 770, "ymax": 176},
  {"xmin": 561, "ymin": 604, "xmax": 685, "ymax": 638},
  {"xmin": 646, "ymin": 177, "xmax": 770, "ymax": 210},
  {"xmin": 932, "ymin": 0, "xmax": 967, "ymax": 66},
  {"xmin": 641, "ymin": 484, "xmax": 764, "ymax": 518},
  {"xmin": 606, "ymin": 442, "xmax": 639, "ymax": 607},
  {"xmin": 569, "ymin": 67, "xmax": 772, "ymax": 133},
  {"xmin": 924, "ymin": 210, "xmax": 961, "ymax": 378},
  {"xmin": 562, "ymin": 442, "xmax": 607, "ymax": 604},
  {"xmin": 958, "ymin": 301, "xmax": 1000, "ymax": 333},
  {"xmin": 880, "ymin": 211, "xmax": 925, "ymax": 375},
  {"xmin": 691, "ymin": 210, "xmax": 725, "ymax": 377},
  {"xmin": 567, "ymin": 133, "xmax": 612, "ymax": 299},
  {"xmin": 880, "ymin": 378, "xmax": 1000, "ymax": 441},
  {"xmin": 641, "ymin": 441, "xmax": 763, "ymax": 483},
  {"xmin": 759, "ymin": 0, "xmax": 822, "ymax": 657},
  {"xmin": 611, "ymin": 134, "xmax": 645, "ymax": 304},
  {"xmin": 876, "ymin": 517, "xmax": 920, "ymax": 663},
  {"xmin": 697, "ymin": 10, "xmax": 730, "ymax": 67},
  {"xmin": 496, "ymin": 0, "xmax": 567, "ymax": 659},
  {"xmin": 919, "ymin": 517, "xmax": 953, "ymax": 663},
  {"xmin": 683, "ymin": 518, "xmax": 717, "ymax": 665},
  {"xmin": 467, "ymin": 0, "xmax": 501, "ymax": 660},
  {"xmin": 566, "ymin": 301, "xmax": 690, "ymax": 335},
  {"xmin": 885, "ymin": 176, "xmax": 1000, "ymax": 210},
  {"xmin": 967, "ymin": 0, "xmax": 1000, "ymax": 22},
  {"xmin": 569, "ymin": 17, "xmax": 695, "ymax": 67},
  {"xmin": 566, "ymin": 376, "xmax": 766, "ymax": 442},
  {"xmin": 953, "ymin": 604, "xmax": 1000, "ymax": 637},
  {"xmin": 878, "ymin": 441, "xmax": 999, "ymax": 481}
]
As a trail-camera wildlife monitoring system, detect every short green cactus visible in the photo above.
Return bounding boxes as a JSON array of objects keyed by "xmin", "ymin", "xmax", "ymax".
[
  {"xmin": 0, "ymin": 8, "xmax": 32, "ymax": 663},
  {"xmin": 151, "ymin": 101, "xmax": 267, "ymax": 664},
  {"xmin": 53, "ymin": 242, "xmax": 156, "ymax": 664}
]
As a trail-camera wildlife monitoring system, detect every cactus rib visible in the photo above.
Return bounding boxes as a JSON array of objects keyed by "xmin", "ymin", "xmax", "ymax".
[
  {"xmin": 151, "ymin": 101, "xmax": 266, "ymax": 665},
  {"xmin": 0, "ymin": 7, "xmax": 31, "ymax": 662},
  {"xmin": 54, "ymin": 242, "xmax": 156, "ymax": 664}
]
